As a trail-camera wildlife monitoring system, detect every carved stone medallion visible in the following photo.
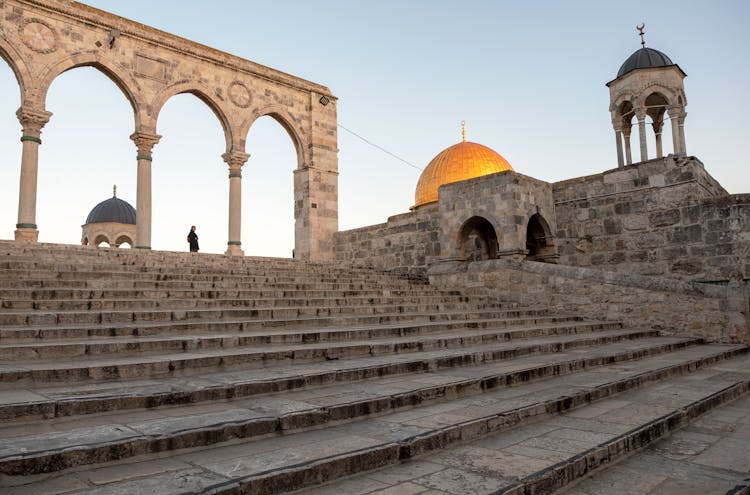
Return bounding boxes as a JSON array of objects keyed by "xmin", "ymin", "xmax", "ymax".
[
  {"xmin": 228, "ymin": 81, "xmax": 251, "ymax": 108},
  {"xmin": 20, "ymin": 19, "xmax": 58, "ymax": 53}
]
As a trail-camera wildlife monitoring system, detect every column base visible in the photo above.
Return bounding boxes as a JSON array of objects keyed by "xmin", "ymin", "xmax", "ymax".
[
  {"xmin": 14, "ymin": 227, "xmax": 39, "ymax": 243},
  {"xmin": 225, "ymin": 244, "xmax": 244, "ymax": 256}
]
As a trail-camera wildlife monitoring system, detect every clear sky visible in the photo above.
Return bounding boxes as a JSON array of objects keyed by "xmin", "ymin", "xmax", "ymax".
[{"xmin": 1, "ymin": 1, "xmax": 748, "ymax": 256}]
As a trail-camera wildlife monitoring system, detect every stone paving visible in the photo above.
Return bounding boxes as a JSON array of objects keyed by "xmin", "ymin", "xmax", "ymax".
[{"xmin": 559, "ymin": 394, "xmax": 750, "ymax": 495}]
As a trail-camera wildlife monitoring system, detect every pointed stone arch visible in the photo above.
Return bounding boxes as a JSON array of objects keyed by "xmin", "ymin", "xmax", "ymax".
[
  {"xmin": 150, "ymin": 81, "xmax": 234, "ymax": 152},
  {"xmin": 0, "ymin": 36, "xmax": 31, "ymax": 104},
  {"xmin": 241, "ymin": 105, "xmax": 309, "ymax": 167},
  {"xmin": 35, "ymin": 53, "xmax": 143, "ymax": 126}
]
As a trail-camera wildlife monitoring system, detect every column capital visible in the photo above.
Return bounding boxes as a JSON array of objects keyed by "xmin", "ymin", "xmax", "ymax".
[
  {"xmin": 16, "ymin": 106, "xmax": 52, "ymax": 137},
  {"xmin": 667, "ymin": 106, "xmax": 684, "ymax": 119},
  {"xmin": 222, "ymin": 151, "xmax": 250, "ymax": 170},
  {"xmin": 130, "ymin": 132, "xmax": 161, "ymax": 158},
  {"xmin": 634, "ymin": 107, "xmax": 647, "ymax": 121}
]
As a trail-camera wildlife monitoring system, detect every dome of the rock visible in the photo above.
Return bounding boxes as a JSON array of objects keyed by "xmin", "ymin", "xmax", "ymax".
[{"xmin": 414, "ymin": 139, "xmax": 513, "ymax": 208}]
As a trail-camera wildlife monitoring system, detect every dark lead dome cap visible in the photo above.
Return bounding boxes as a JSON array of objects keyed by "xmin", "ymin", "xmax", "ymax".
[
  {"xmin": 617, "ymin": 47, "xmax": 674, "ymax": 78},
  {"xmin": 85, "ymin": 197, "xmax": 136, "ymax": 224}
]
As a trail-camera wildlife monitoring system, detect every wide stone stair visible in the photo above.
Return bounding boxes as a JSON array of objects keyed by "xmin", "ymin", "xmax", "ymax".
[{"xmin": 0, "ymin": 242, "xmax": 747, "ymax": 494}]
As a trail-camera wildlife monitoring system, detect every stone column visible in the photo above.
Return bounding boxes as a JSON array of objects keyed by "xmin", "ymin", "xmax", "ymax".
[
  {"xmin": 668, "ymin": 107, "xmax": 683, "ymax": 155},
  {"xmin": 130, "ymin": 132, "xmax": 161, "ymax": 250},
  {"xmin": 678, "ymin": 111, "xmax": 687, "ymax": 155},
  {"xmin": 15, "ymin": 107, "xmax": 52, "ymax": 243},
  {"xmin": 613, "ymin": 123, "xmax": 624, "ymax": 168},
  {"xmin": 652, "ymin": 118, "xmax": 664, "ymax": 158},
  {"xmin": 635, "ymin": 108, "xmax": 648, "ymax": 162},
  {"xmin": 623, "ymin": 127, "xmax": 633, "ymax": 166},
  {"xmin": 222, "ymin": 151, "xmax": 249, "ymax": 256}
]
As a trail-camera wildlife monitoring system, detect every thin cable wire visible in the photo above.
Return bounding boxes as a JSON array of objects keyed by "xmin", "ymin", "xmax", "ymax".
[{"xmin": 338, "ymin": 123, "xmax": 423, "ymax": 171}]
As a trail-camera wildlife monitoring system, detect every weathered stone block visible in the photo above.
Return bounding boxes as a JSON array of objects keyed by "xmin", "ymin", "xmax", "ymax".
[
  {"xmin": 603, "ymin": 218, "xmax": 622, "ymax": 235},
  {"xmin": 649, "ymin": 209, "xmax": 681, "ymax": 228}
]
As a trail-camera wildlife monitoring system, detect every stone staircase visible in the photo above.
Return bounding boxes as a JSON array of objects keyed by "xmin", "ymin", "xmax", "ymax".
[{"xmin": 0, "ymin": 242, "xmax": 747, "ymax": 495}]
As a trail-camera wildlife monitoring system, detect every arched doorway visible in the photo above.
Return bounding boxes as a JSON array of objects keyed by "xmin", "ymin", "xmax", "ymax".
[
  {"xmin": 243, "ymin": 115, "xmax": 298, "ymax": 257},
  {"xmin": 458, "ymin": 216, "xmax": 498, "ymax": 261},
  {"xmin": 0, "ymin": 55, "xmax": 22, "ymax": 241},
  {"xmin": 39, "ymin": 66, "xmax": 135, "ymax": 245},
  {"xmin": 153, "ymin": 93, "xmax": 226, "ymax": 254},
  {"xmin": 526, "ymin": 213, "xmax": 557, "ymax": 262}
]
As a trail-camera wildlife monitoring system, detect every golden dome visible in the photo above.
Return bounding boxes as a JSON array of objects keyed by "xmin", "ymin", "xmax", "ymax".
[{"xmin": 414, "ymin": 139, "xmax": 514, "ymax": 208}]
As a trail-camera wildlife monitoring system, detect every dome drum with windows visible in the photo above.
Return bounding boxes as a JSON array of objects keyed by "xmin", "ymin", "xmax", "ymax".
[{"xmin": 413, "ymin": 123, "xmax": 513, "ymax": 209}]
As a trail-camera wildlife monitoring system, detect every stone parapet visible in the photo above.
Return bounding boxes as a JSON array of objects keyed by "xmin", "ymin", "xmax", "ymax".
[
  {"xmin": 333, "ymin": 205, "xmax": 440, "ymax": 276},
  {"xmin": 428, "ymin": 258, "xmax": 749, "ymax": 345}
]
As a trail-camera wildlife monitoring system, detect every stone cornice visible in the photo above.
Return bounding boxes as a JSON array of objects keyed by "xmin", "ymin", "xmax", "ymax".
[{"xmin": 15, "ymin": 0, "xmax": 336, "ymax": 99}]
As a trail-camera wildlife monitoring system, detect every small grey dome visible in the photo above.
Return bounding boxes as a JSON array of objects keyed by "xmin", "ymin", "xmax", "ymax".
[
  {"xmin": 617, "ymin": 47, "xmax": 674, "ymax": 78},
  {"xmin": 86, "ymin": 196, "xmax": 136, "ymax": 224}
]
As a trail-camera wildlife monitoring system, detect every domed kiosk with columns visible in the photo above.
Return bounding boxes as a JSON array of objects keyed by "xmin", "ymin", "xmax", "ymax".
[
  {"xmin": 81, "ymin": 186, "xmax": 136, "ymax": 248},
  {"xmin": 607, "ymin": 24, "xmax": 688, "ymax": 167}
]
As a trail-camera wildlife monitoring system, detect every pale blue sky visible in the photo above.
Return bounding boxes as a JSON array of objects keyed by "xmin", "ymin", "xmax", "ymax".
[{"xmin": 1, "ymin": 1, "xmax": 748, "ymax": 256}]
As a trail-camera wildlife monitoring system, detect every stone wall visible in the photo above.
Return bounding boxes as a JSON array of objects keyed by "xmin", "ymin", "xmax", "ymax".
[
  {"xmin": 333, "ymin": 204, "xmax": 440, "ymax": 276},
  {"xmin": 554, "ymin": 155, "xmax": 749, "ymax": 280},
  {"xmin": 428, "ymin": 259, "xmax": 749, "ymax": 345},
  {"xmin": 438, "ymin": 172, "xmax": 555, "ymax": 260}
]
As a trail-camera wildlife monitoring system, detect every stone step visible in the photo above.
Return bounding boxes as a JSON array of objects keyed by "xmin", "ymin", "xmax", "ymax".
[
  {"xmin": 288, "ymin": 354, "xmax": 750, "ymax": 495},
  {"xmin": 0, "ymin": 309, "xmax": 558, "ymax": 342},
  {"xmin": 0, "ymin": 287, "xmax": 476, "ymax": 309},
  {"xmin": 0, "ymin": 295, "xmax": 509, "ymax": 313},
  {"xmin": 0, "ymin": 324, "xmax": 635, "ymax": 383},
  {"xmin": 0, "ymin": 314, "xmax": 578, "ymax": 359},
  {"xmin": 0, "ymin": 256, "xmax": 413, "ymax": 276},
  {"xmin": 0, "ymin": 270, "xmax": 419, "ymax": 289},
  {"xmin": 0, "ymin": 249, "xmax": 350, "ymax": 274},
  {"xmin": 0, "ymin": 335, "xmax": 707, "ymax": 423},
  {"xmin": 0, "ymin": 306, "xmax": 555, "ymax": 331},
  {"xmin": 0, "ymin": 287, "xmax": 453, "ymax": 300},
  {"xmin": 0, "ymin": 287, "xmax": 465, "ymax": 303},
  {"xmin": 1, "ymin": 348, "xmax": 745, "ymax": 492},
  {"xmin": 0, "ymin": 273, "xmax": 424, "ymax": 292}
]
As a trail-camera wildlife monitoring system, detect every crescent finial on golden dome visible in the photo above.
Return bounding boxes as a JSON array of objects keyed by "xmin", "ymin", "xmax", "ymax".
[{"xmin": 461, "ymin": 120, "xmax": 466, "ymax": 142}]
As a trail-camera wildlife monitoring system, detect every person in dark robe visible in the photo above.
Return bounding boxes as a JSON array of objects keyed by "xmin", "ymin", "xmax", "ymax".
[{"xmin": 187, "ymin": 225, "xmax": 199, "ymax": 252}]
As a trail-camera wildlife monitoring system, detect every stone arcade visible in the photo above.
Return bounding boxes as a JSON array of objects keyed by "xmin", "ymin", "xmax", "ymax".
[{"xmin": 2, "ymin": 0, "xmax": 338, "ymax": 258}]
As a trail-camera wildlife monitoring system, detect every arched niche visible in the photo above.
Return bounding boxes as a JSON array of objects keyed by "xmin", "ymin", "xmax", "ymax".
[
  {"xmin": 525, "ymin": 213, "xmax": 557, "ymax": 262},
  {"xmin": 457, "ymin": 216, "xmax": 498, "ymax": 262}
]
